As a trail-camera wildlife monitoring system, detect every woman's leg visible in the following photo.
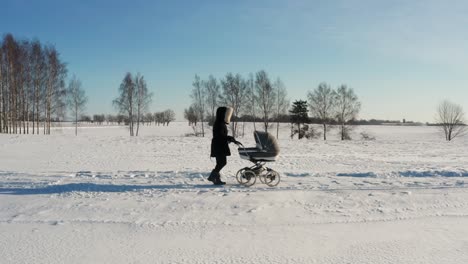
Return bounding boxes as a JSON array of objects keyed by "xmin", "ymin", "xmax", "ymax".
[
  {"xmin": 212, "ymin": 156, "xmax": 227, "ymax": 184},
  {"xmin": 208, "ymin": 156, "xmax": 227, "ymax": 183},
  {"xmin": 214, "ymin": 156, "xmax": 227, "ymax": 173}
]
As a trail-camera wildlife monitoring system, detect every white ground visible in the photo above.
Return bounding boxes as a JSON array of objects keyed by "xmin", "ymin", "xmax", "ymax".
[{"xmin": 1, "ymin": 123, "xmax": 467, "ymax": 263}]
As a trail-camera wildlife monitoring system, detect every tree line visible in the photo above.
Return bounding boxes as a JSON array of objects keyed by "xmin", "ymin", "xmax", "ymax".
[
  {"xmin": 187, "ymin": 70, "xmax": 289, "ymax": 138},
  {"xmin": 0, "ymin": 33, "xmax": 67, "ymax": 134},
  {"xmin": 76, "ymin": 110, "xmax": 176, "ymax": 126},
  {"xmin": 186, "ymin": 71, "xmax": 362, "ymax": 140}
]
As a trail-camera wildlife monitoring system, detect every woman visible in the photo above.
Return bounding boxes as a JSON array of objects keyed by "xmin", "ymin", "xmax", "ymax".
[{"xmin": 208, "ymin": 106, "xmax": 238, "ymax": 185}]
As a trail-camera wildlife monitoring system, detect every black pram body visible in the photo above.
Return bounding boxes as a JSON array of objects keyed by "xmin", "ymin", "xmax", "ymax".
[{"xmin": 238, "ymin": 131, "xmax": 280, "ymax": 162}]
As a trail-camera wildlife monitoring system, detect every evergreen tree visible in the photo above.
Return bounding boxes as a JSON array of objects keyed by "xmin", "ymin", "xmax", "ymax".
[{"xmin": 289, "ymin": 100, "xmax": 308, "ymax": 139}]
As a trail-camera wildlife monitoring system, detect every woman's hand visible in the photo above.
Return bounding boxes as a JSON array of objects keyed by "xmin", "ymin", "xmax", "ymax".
[{"xmin": 228, "ymin": 136, "xmax": 242, "ymax": 145}]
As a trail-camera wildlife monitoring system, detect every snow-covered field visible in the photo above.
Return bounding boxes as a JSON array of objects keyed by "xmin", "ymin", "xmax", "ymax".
[{"xmin": 1, "ymin": 123, "xmax": 467, "ymax": 264}]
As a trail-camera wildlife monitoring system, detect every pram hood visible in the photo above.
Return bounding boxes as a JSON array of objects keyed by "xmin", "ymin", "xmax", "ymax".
[
  {"xmin": 238, "ymin": 131, "xmax": 280, "ymax": 162},
  {"xmin": 254, "ymin": 131, "xmax": 280, "ymax": 155}
]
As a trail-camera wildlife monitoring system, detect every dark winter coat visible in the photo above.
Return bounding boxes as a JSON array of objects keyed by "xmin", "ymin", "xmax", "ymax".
[{"xmin": 210, "ymin": 107, "xmax": 234, "ymax": 157}]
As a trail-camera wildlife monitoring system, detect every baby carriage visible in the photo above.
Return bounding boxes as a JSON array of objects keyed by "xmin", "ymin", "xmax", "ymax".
[{"xmin": 235, "ymin": 131, "xmax": 281, "ymax": 187}]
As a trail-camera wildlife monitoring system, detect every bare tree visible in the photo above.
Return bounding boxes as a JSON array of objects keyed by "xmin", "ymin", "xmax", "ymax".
[
  {"xmin": 0, "ymin": 39, "xmax": 4, "ymax": 133},
  {"xmin": 93, "ymin": 114, "xmax": 105, "ymax": 125},
  {"xmin": 44, "ymin": 45, "xmax": 67, "ymax": 134},
  {"xmin": 335, "ymin": 85, "xmax": 361, "ymax": 140},
  {"xmin": 244, "ymin": 73, "xmax": 257, "ymax": 131},
  {"xmin": 162, "ymin": 109, "xmax": 176, "ymax": 126},
  {"xmin": 204, "ymin": 75, "xmax": 220, "ymax": 124},
  {"xmin": 30, "ymin": 40, "xmax": 46, "ymax": 134},
  {"xmin": 67, "ymin": 75, "xmax": 87, "ymax": 135},
  {"xmin": 184, "ymin": 105, "xmax": 198, "ymax": 126},
  {"xmin": 115, "ymin": 114, "xmax": 126, "ymax": 125},
  {"xmin": 106, "ymin": 114, "xmax": 116, "ymax": 125},
  {"xmin": 18, "ymin": 40, "xmax": 32, "ymax": 134},
  {"xmin": 220, "ymin": 73, "xmax": 247, "ymax": 137},
  {"xmin": 273, "ymin": 78, "xmax": 289, "ymax": 138},
  {"xmin": 113, "ymin": 73, "xmax": 136, "ymax": 136},
  {"xmin": 143, "ymin": 113, "xmax": 153, "ymax": 125},
  {"xmin": 255, "ymin": 70, "xmax": 276, "ymax": 133},
  {"xmin": 134, "ymin": 74, "xmax": 152, "ymax": 136},
  {"xmin": 154, "ymin": 112, "xmax": 163, "ymax": 125},
  {"xmin": 436, "ymin": 100, "xmax": 466, "ymax": 141},
  {"xmin": 2, "ymin": 34, "xmax": 19, "ymax": 134},
  {"xmin": 190, "ymin": 75, "xmax": 206, "ymax": 137},
  {"xmin": 308, "ymin": 82, "xmax": 336, "ymax": 140}
]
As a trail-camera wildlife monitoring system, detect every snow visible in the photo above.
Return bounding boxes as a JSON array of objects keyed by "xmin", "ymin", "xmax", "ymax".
[{"xmin": 1, "ymin": 123, "xmax": 468, "ymax": 263}]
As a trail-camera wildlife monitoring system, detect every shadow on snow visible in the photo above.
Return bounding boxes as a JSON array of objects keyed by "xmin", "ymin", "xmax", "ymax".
[{"xmin": 0, "ymin": 182, "xmax": 225, "ymax": 195}]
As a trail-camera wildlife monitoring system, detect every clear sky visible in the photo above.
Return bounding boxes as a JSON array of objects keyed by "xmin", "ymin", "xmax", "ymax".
[{"xmin": 2, "ymin": 0, "xmax": 467, "ymax": 122}]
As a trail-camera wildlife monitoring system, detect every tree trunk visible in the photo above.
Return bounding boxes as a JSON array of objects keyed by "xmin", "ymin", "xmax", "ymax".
[
  {"xmin": 323, "ymin": 123, "xmax": 327, "ymax": 140},
  {"xmin": 0, "ymin": 75, "xmax": 2, "ymax": 133},
  {"xmin": 136, "ymin": 116, "xmax": 140, "ymax": 136},
  {"xmin": 242, "ymin": 120, "xmax": 245, "ymax": 138},
  {"xmin": 35, "ymin": 84, "xmax": 38, "ymax": 134},
  {"xmin": 32, "ymin": 98, "xmax": 35, "ymax": 134},
  {"xmin": 341, "ymin": 124, "xmax": 344, "ymax": 140},
  {"xmin": 290, "ymin": 123, "xmax": 293, "ymax": 139},
  {"xmin": 201, "ymin": 116, "xmax": 204, "ymax": 137},
  {"xmin": 75, "ymin": 108, "xmax": 78, "ymax": 136},
  {"xmin": 276, "ymin": 121, "xmax": 279, "ymax": 139},
  {"xmin": 298, "ymin": 123, "xmax": 301, "ymax": 139},
  {"xmin": 26, "ymin": 101, "xmax": 29, "ymax": 134},
  {"xmin": 36, "ymin": 99, "xmax": 39, "ymax": 135}
]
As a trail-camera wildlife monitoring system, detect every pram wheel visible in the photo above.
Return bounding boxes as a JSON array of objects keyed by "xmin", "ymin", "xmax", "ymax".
[
  {"xmin": 264, "ymin": 170, "xmax": 280, "ymax": 187},
  {"xmin": 236, "ymin": 168, "xmax": 257, "ymax": 187}
]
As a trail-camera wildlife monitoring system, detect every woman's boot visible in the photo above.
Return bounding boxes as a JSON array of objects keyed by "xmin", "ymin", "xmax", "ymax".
[
  {"xmin": 207, "ymin": 170, "xmax": 217, "ymax": 182},
  {"xmin": 214, "ymin": 173, "xmax": 226, "ymax": 185}
]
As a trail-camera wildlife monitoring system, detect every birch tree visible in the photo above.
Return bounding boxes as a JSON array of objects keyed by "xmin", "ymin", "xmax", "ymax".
[
  {"xmin": 245, "ymin": 73, "xmax": 257, "ymax": 131},
  {"xmin": 44, "ymin": 45, "xmax": 67, "ymax": 134},
  {"xmin": 255, "ymin": 70, "xmax": 276, "ymax": 133},
  {"xmin": 335, "ymin": 85, "xmax": 361, "ymax": 140},
  {"xmin": 273, "ymin": 78, "xmax": 289, "ymax": 138},
  {"xmin": 0, "ymin": 39, "xmax": 4, "ymax": 133},
  {"xmin": 135, "ymin": 74, "xmax": 152, "ymax": 136},
  {"xmin": 308, "ymin": 82, "xmax": 336, "ymax": 140},
  {"xmin": 67, "ymin": 75, "xmax": 87, "ymax": 135},
  {"xmin": 204, "ymin": 75, "xmax": 220, "ymax": 124},
  {"xmin": 113, "ymin": 73, "xmax": 136, "ymax": 136},
  {"xmin": 190, "ymin": 75, "xmax": 206, "ymax": 137},
  {"xmin": 220, "ymin": 73, "xmax": 247, "ymax": 137}
]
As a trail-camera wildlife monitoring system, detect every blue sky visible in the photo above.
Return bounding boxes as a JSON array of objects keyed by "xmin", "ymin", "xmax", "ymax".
[{"xmin": 2, "ymin": 0, "xmax": 467, "ymax": 122}]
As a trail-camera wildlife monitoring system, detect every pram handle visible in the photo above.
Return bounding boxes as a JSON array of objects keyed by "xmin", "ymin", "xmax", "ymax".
[{"xmin": 234, "ymin": 141, "xmax": 244, "ymax": 148}]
